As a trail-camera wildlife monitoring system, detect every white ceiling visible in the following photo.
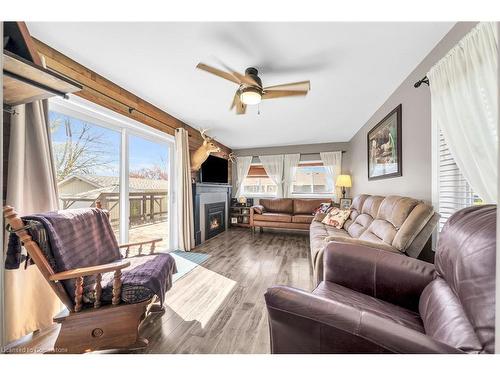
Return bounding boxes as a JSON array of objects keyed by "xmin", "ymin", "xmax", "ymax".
[{"xmin": 27, "ymin": 22, "xmax": 454, "ymax": 149}]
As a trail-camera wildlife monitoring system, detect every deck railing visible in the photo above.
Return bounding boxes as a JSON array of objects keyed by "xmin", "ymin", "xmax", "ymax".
[{"xmin": 60, "ymin": 191, "xmax": 168, "ymax": 228}]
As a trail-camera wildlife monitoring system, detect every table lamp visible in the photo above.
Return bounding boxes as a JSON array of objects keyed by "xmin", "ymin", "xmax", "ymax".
[{"xmin": 336, "ymin": 175, "xmax": 352, "ymax": 199}]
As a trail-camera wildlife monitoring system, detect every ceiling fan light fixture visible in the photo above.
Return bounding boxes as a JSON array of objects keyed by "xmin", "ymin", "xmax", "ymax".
[{"xmin": 240, "ymin": 87, "xmax": 262, "ymax": 105}]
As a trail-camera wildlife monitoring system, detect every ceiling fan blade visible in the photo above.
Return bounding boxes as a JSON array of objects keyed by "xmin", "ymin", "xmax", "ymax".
[
  {"xmin": 230, "ymin": 91, "xmax": 246, "ymax": 114},
  {"xmin": 216, "ymin": 60, "xmax": 261, "ymax": 88},
  {"xmin": 196, "ymin": 63, "xmax": 240, "ymax": 85},
  {"xmin": 263, "ymin": 80, "xmax": 310, "ymax": 92},
  {"xmin": 262, "ymin": 90, "xmax": 309, "ymax": 100},
  {"xmin": 230, "ymin": 91, "xmax": 238, "ymax": 110},
  {"xmin": 237, "ymin": 102, "xmax": 247, "ymax": 115}
]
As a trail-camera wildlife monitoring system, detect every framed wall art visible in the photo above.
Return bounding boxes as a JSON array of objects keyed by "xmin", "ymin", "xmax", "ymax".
[{"xmin": 367, "ymin": 104, "xmax": 402, "ymax": 180}]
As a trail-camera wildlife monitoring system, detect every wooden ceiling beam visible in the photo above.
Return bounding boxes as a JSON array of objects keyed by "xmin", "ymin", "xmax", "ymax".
[{"xmin": 32, "ymin": 38, "xmax": 231, "ymax": 156}]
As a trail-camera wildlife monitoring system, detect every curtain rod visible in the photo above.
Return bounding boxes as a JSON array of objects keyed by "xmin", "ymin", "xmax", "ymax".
[
  {"xmin": 414, "ymin": 76, "xmax": 429, "ymax": 88},
  {"xmin": 247, "ymin": 151, "xmax": 346, "ymax": 157},
  {"xmin": 3, "ymin": 105, "xmax": 18, "ymax": 115}
]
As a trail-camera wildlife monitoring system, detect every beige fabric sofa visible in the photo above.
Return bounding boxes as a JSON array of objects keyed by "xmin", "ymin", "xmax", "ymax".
[{"xmin": 310, "ymin": 194, "xmax": 439, "ymax": 285}]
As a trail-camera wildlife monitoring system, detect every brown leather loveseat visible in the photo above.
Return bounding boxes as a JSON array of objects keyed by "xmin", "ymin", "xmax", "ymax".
[
  {"xmin": 250, "ymin": 198, "xmax": 332, "ymax": 231},
  {"xmin": 265, "ymin": 205, "xmax": 496, "ymax": 353}
]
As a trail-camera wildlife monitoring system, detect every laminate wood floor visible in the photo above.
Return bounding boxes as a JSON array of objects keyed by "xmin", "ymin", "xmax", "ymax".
[{"xmin": 10, "ymin": 228, "xmax": 313, "ymax": 354}]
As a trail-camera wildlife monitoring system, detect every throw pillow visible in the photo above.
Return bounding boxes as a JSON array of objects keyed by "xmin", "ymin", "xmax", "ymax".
[
  {"xmin": 321, "ymin": 208, "xmax": 351, "ymax": 229},
  {"xmin": 252, "ymin": 205, "xmax": 265, "ymax": 215},
  {"xmin": 313, "ymin": 212, "xmax": 328, "ymax": 222},
  {"xmin": 312, "ymin": 202, "xmax": 332, "ymax": 215}
]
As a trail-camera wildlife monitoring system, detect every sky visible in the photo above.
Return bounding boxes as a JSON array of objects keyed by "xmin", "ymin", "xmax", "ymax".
[{"xmin": 49, "ymin": 110, "xmax": 169, "ymax": 177}]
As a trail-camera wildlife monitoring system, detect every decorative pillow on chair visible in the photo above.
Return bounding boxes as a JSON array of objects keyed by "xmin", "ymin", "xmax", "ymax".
[
  {"xmin": 312, "ymin": 203, "xmax": 332, "ymax": 215},
  {"xmin": 321, "ymin": 207, "xmax": 351, "ymax": 229}
]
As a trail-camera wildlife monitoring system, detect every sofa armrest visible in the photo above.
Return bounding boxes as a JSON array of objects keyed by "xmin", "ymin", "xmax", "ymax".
[
  {"xmin": 251, "ymin": 205, "xmax": 265, "ymax": 214},
  {"xmin": 265, "ymin": 285, "xmax": 461, "ymax": 354},
  {"xmin": 250, "ymin": 205, "xmax": 265, "ymax": 226},
  {"xmin": 324, "ymin": 241, "xmax": 436, "ymax": 311}
]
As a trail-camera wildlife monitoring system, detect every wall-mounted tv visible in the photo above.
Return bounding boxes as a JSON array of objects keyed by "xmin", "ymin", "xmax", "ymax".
[{"xmin": 200, "ymin": 155, "xmax": 229, "ymax": 184}]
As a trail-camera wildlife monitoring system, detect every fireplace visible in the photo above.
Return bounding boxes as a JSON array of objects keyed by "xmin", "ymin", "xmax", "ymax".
[{"xmin": 205, "ymin": 202, "xmax": 226, "ymax": 240}]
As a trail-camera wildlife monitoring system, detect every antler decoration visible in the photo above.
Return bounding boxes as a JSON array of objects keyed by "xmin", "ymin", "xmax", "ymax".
[{"xmin": 190, "ymin": 128, "xmax": 221, "ymax": 172}]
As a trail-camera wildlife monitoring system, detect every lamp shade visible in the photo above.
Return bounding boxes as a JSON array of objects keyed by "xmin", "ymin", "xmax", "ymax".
[{"xmin": 336, "ymin": 174, "xmax": 352, "ymax": 188}]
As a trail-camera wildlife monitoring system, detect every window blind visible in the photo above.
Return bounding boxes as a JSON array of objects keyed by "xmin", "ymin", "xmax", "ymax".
[{"xmin": 438, "ymin": 129, "xmax": 477, "ymax": 231}]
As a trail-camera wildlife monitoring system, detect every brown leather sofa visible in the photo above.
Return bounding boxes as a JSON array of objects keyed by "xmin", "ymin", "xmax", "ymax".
[
  {"xmin": 265, "ymin": 205, "xmax": 496, "ymax": 353},
  {"xmin": 250, "ymin": 198, "xmax": 332, "ymax": 231},
  {"xmin": 310, "ymin": 194, "xmax": 439, "ymax": 285}
]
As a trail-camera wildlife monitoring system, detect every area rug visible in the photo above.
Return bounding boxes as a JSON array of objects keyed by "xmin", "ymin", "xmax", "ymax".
[{"xmin": 170, "ymin": 250, "xmax": 210, "ymax": 282}]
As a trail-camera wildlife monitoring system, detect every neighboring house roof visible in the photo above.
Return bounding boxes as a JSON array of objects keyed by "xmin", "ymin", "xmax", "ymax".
[{"xmin": 58, "ymin": 174, "xmax": 168, "ymax": 199}]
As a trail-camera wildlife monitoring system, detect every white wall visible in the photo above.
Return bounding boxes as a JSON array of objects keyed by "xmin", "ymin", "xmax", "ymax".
[{"xmin": 346, "ymin": 22, "xmax": 478, "ymax": 203}]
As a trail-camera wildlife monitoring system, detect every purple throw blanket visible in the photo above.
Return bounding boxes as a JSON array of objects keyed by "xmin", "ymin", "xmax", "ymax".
[{"xmin": 7, "ymin": 208, "xmax": 176, "ymax": 305}]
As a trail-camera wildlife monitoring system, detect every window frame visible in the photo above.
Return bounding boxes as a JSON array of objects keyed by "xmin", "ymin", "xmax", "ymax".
[
  {"xmin": 240, "ymin": 162, "xmax": 278, "ymax": 198},
  {"xmin": 290, "ymin": 161, "xmax": 334, "ymax": 198},
  {"xmin": 49, "ymin": 95, "xmax": 176, "ymax": 249}
]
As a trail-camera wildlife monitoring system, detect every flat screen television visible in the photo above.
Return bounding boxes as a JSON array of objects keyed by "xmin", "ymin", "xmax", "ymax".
[{"xmin": 200, "ymin": 155, "xmax": 229, "ymax": 183}]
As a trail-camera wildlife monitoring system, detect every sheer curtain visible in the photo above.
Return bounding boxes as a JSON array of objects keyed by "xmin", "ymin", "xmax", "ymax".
[
  {"xmin": 283, "ymin": 154, "xmax": 300, "ymax": 198},
  {"xmin": 234, "ymin": 156, "xmax": 253, "ymax": 197},
  {"xmin": 428, "ymin": 22, "xmax": 498, "ymax": 203},
  {"xmin": 5, "ymin": 100, "xmax": 61, "ymax": 343},
  {"xmin": 259, "ymin": 155, "xmax": 284, "ymax": 197},
  {"xmin": 174, "ymin": 128, "xmax": 194, "ymax": 251},
  {"xmin": 320, "ymin": 151, "xmax": 342, "ymax": 200}
]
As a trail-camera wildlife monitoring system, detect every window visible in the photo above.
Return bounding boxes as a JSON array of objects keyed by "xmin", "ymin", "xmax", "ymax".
[
  {"xmin": 49, "ymin": 96, "xmax": 174, "ymax": 250},
  {"xmin": 292, "ymin": 162, "xmax": 333, "ymax": 195},
  {"xmin": 241, "ymin": 164, "xmax": 277, "ymax": 196},
  {"xmin": 50, "ymin": 111, "xmax": 122, "ymax": 238},
  {"xmin": 436, "ymin": 129, "xmax": 482, "ymax": 231}
]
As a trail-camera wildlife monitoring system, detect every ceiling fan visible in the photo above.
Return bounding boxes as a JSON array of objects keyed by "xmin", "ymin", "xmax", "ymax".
[{"xmin": 196, "ymin": 62, "xmax": 311, "ymax": 115}]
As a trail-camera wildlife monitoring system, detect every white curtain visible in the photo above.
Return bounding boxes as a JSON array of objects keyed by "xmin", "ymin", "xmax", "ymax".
[
  {"xmin": 259, "ymin": 155, "xmax": 284, "ymax": 198},
  {"xmin": 428, "ymin": 22, "xmax": 498, "ymax": 203},
  {"xmin": 175, "ymin": 128, "xmax": 194, "ymax": 251},
  {"xmin": 234, "ymin": 156, "xmax": 253, "ymax": 197},
  {"xmin": 5, "ymin": 100, "xmax": 62, "ymax": 343},
  {"xmin": 320, "ymin": 151, "xmax": 342, "ymax": 200},
  {"xmin": 283, "ymin": 154, "xmax": 300, "ymax": 198}
]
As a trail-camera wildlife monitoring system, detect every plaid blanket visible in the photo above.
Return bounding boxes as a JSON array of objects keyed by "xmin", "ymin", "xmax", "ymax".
[{"xmin": 6, "ymin": 208, "xmax": 176, "ymax": 305}]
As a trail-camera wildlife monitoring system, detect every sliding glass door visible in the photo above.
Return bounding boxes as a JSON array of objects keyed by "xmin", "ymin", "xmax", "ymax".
[
  {"xmin": 128, "ymin": 135, "xmax": 170, "ymax": 249},
  {"xmin": 49, "ymin": 96, "xmax": 175, "ymax": 250}
]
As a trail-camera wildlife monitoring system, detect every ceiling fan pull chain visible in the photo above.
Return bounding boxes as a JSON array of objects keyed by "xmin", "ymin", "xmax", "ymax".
[{"xmin": 258, "ymin": 103, "xmax": 260, "ymax": 115}]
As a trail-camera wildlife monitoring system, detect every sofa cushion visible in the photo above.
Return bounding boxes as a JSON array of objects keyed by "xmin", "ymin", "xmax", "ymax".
[
  {"xmin": 294, "ymin": 198, "xmax": 331, "ymax": 215},
  {"xmin": 260, "ymin": 198, "xmax": 293, "ymax": 214},
  {"xmin": 361, "ymin": 219, "xmax": 397, "ymax": 245},
  {"xmin": 292, "ymin": 214, "xmax": 314, "ymax": 224},
  {"xmin": 346, "ymin": 213, "xmax": 374, "ymax": 238},
  {"xmin": 254, "ymin": 213, "xmax": 292, "ymax": 223},
  {"xmin": 309, "ymin": 221, "xmax": 350, "ymax": 266},
  {"xmin": 393, "ymin": 203, "xmax": 434, "ymax": 252},
  {"xmin": 377, "ymin": 196, "xmax": 419, "ymax": 228},
  {"xmin": 343, "ymin": 194, "xmax": 368, "ymax": 231},
  {"xmin": 313, "ymin": 281, "xmax": 424, "ymax": 333}
]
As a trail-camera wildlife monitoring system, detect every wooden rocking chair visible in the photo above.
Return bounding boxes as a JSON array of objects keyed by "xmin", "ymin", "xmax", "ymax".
[{"xmin": 4, "ymin": 205, "xmax": 168, "ymax": 354}]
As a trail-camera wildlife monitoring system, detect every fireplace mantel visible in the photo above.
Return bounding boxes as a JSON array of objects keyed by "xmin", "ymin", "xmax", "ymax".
[{"xmin": 192, "ymin": 183, "xmax": 232, "ymax": 245}]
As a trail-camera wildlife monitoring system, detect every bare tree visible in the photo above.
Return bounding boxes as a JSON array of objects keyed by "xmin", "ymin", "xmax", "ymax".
[
  {"xmin": 50, "ymin": 115, "xmax": 116, "ymax": 181},
  {"xmin": 129, "ymin": 155, "xmax": 168, "ymax": 180}
]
